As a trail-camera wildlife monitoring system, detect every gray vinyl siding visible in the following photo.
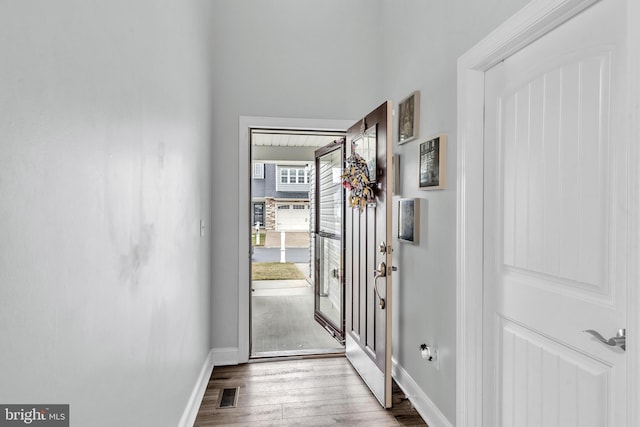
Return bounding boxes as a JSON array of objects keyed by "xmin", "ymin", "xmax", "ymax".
[{"xmin": 252, "ymin": 163, "xmax": 308, "ymax": 199}]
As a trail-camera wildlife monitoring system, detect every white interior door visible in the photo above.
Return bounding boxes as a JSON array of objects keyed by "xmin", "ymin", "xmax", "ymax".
[{"xmin": 483, "ymin": 1, "xmax": 629, "ymax": 425}]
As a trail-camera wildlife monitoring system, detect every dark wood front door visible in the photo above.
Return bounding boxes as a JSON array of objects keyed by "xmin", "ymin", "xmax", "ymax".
[{"xmin": 344, "ymin": 101, "xmax": 393, "ymax": 408}]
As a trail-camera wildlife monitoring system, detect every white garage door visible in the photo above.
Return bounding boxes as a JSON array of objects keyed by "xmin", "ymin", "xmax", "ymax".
[{"xmin": 276, "ymin": 203, "xmax": 309, "ymax": 231}]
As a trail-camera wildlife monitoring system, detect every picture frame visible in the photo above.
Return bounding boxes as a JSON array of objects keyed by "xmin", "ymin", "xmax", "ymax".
[
  {"xmin": 419, "ymin": 134, "xmax": 446, "ymax": 190},
  {"xmin": 392, "ymin": 154, "xmax": 400, "ymax": 195},
  {"xmin": 397, "ymin": 198, "xmax": 419, "ymax": 243},
  {"xmin": 397, "ymin": 91, "xmax": 420, "ymax": 144}
]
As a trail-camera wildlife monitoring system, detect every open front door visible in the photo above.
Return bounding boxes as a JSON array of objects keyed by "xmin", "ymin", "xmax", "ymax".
[{"xmin": 344, "ymin": 101, "xmax": 393, "ymax": 408}]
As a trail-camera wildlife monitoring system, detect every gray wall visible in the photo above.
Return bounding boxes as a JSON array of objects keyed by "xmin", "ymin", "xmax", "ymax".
[
  {"xmin": 381, "ymin": 1, "xmax": 530, "ymax": 423},
  {"xmin": 210, "ymin": 0, "xmax": 384, "ymax": 349},
  {"xmin": 0, "ymin": 1, "xmax": 214, "ymax": 426},
  {"xmin": 212, "ymin": 0, "xmax": 529, "ymax": 425}
]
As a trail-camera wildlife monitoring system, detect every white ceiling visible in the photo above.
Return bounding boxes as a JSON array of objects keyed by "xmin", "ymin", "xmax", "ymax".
[{"xmin": 250, "ymin": 129, "xmax": 344, "ymax": 148}]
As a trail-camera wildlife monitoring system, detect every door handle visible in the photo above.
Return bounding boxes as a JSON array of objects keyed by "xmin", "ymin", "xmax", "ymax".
[
  {"xmin": 583, "ymin": 328, "xmax": 626, "ymax": 351},
  {"xmin": 373, "ymin": 262, "xmax": 386, "ymax": 278},
  {"xmin": 373, "ymin": 262, "xmax": 386, "ymax": 309}
]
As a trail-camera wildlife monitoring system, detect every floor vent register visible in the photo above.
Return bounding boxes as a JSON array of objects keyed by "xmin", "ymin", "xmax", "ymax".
[{"xmin": 217, "ymin": 387, "xmax": 240, "ymax": 408}]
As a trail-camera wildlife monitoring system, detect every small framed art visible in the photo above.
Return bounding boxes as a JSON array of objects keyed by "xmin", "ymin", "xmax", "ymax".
[
  {"xmin": 419, "ymin": 134, "xmax": 446, "ymax": 190},
  {"xmin": 392, "ymin": 154, "xmax": 400, "ymax": 195},
  {"xmin": 398, "ymin": 91, "xmax": 420, "ymax": 144},
  {"xmin": 397, "ymin": 198, "xmax": 419, "ymax": 243}
]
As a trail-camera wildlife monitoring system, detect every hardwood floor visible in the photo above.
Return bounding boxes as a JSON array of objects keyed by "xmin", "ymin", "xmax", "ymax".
[{"xmin": 194, "ymin": 356, "xmax": 428, "ymax": 427}]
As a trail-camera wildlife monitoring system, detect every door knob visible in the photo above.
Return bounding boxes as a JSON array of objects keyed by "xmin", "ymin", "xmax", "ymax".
[
  {"xmin": 373, "ymin": 262, "xmax": 386, "ymax": 309},
  {"xmin": 583, "ymin": 328, "xmax": 626, "ymax": 351},
  {"xmin": 374, "ymin": 261, "xmax": 386, "ymax": 278}
]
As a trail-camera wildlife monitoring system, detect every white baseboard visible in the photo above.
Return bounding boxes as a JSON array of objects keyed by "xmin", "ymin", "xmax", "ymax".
[
  {"xmin": 178, "ymin": 349, "xmax": 215, "ymax": 427},
  {"xmin": 391, "ymin": 358, "xmax": 453, "ymax": 427},
  {"xmin": 211, "ymin": 347, "xmax": 239, "ymax": 366}
]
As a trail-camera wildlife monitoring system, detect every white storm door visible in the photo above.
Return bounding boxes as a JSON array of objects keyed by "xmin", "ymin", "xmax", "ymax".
[{"xmin": 483, "ymin": 1, "xmax": 629, "ymax": 426}]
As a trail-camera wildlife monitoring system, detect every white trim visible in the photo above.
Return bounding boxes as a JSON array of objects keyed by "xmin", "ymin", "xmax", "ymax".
[
  {"xmin": 456, "ymin": 1, "xmax": 613, "ymax": 426},
  {"xmin": 627, "ymin": 1, "xmax": 640, "ymax": 426},
  {"xmin": 238, "ymin": 116, "xmax": 354, "ymax": 363},
  {"xmin": 391, "ymin": 358, "xmax": 453, "ymax": 427},
  {"xmin": 178, "ymin": 349, "xmax": 215, "ymax": 427},
  {"xmin": 211, "ymin": 347, "xmax": 240, "ymax": 366},
  {"xmin": 462, "ymin": 0, "xmax": 599, "ymax": 71}
]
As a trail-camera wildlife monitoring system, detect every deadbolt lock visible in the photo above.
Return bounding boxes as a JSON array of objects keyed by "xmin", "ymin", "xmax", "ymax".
[
  {"xmin": 378, "ymin": 241, "xmax": 392, "ymax": 255},
  {"xmin": 378, "ymin": 241, "xmax": 387, "ymax": 254}
]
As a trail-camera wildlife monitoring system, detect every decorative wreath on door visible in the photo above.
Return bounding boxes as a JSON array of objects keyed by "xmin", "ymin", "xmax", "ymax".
[{"xmin": 341, "ymin": 152, "xmax": 375, "ymax": 211}]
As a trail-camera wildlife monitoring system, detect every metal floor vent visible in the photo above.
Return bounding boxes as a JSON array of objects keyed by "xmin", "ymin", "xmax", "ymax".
[{"xmin": 218, "ymin": 387, "xmax": 239, "ymax": 408}]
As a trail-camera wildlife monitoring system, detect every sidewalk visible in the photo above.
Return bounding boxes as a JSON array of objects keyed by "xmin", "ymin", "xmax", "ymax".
[{"xmin": 263, "ymin": 231, "xmax": 310, "ymax": 248}]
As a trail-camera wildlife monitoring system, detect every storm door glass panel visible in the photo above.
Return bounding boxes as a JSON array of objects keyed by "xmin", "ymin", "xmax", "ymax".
[
  {"xmin": 314, "ymin": 141, "xmax": 344, "ymax": 340},
  {"xmin": 318, "ymin": 149, "xmax": 343, "ymax": 236},
  {"xmin": 316, "ymin": 236, "xmax": 342, "ymax": 327}
]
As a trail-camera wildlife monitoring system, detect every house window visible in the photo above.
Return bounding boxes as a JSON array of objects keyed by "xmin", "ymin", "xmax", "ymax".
[
  {"xmin": 253, "ymin": 203, "xmax": 265, "ymax": 226},
  {"xmin": 279, "ymin": 167, "xmax": 309, "ymax": 184},
  {"xmin": 280, "ymin": 169, "xmax": 290, "ymax": 184},
  {"xmin": 253, "ymin": 163, "xmax": 264, "ymax": 179}
]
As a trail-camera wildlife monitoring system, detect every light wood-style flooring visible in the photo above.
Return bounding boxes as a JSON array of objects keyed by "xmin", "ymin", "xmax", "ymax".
[{"xmin": 194, "ymin": 356, "xmax": 428, "ymax": 427}]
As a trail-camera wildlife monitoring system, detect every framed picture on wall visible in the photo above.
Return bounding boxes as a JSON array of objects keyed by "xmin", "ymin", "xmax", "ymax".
[
  {"xmin": 392, "ymin": 154, "xmax": 400, "ymax": 195},
  {"xmin": 419, "ymin": 134, "xmax": 446, "ymax": 190},
  {"xmin": 397, "ymin": 198, "xmax": 419, "ymax": 243},
  {"xmin": 398, "ymin": 91, "xmax": 420, "ymax": 144}
]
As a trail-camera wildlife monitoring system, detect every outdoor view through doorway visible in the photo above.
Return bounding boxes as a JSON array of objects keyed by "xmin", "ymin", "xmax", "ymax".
[{"xmin": 250, "ymin": 128, "xmax": 346, "ymax": 357}]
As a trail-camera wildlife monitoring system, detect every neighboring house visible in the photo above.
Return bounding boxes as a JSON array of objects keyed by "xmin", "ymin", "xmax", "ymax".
[{"xmin": 251, "ymin": 162, "xmax": 311, "ymax": 231}]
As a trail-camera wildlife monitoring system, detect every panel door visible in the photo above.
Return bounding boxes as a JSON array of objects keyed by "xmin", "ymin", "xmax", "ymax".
[
  {"xmin": 483, "ymin": 1, "xmax": 629, "ymax": 425},
  {"xmin": 344, "ymin": 101, "xmax": 393, "ymax": 408}
]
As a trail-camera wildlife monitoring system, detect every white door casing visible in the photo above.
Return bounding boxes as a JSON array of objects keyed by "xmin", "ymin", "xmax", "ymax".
[
  {"xmin": 483, "ymin": 0, "xmax": 627, "ymax": 425},
  {"xmin": 238, "ymin": 116, "xmax": 354, "ymax": 364}
]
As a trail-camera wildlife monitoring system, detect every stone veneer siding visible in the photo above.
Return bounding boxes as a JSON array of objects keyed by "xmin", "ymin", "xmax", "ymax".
[{"xmin": 265, "ymin": 197, "xmax": 276, "ymax": 230}]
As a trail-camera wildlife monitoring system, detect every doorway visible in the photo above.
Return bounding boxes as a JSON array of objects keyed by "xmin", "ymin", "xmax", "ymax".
[
  {"xmin": 249, "ymin": 128, "xmax": 346, "ymax": 357},
  {"xmin": 239, "ymin": 109, "xmax": 395, "ymax": 409}
]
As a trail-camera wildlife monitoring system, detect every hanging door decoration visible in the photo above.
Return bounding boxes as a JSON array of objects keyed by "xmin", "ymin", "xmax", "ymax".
[{"xmin": 341, "ymin": 120, "xmax": 378, "ymax": 211}]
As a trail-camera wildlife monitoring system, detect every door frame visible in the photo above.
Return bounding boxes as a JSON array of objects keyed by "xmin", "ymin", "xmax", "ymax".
[
  {"xmin": 456, "ymin": 0, "xmax": 640, "ymax": 426},
  {"xmin": 238, "ymin": 116, "xmax": 354, "ymax": 363}
]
